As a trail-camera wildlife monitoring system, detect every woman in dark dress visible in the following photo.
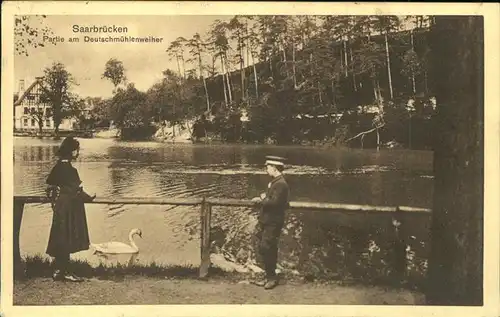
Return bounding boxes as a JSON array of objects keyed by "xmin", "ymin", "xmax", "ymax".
[{"xmin": 45, "ymin": 137, "xmax": 95, "ymax": 282}]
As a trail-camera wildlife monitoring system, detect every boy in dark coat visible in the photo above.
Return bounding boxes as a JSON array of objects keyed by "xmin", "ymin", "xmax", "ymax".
[
  {"xmin": 252, "ymin": 156, "xmax": 290, "ymax": 290},
  {"xmin": 46, "ymin": 137, "xmax": 95, "ymax": 282}
]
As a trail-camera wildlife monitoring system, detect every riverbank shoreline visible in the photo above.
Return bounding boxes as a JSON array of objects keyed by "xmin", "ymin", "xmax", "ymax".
[
  {"xmin": 13, "ymin": 133, "xmax": 420, "ymax": 150},
  {"xmin": 14, "ymin": 130, "xmax": 95, "ymax": 139},
  {"xmin": 17, "ymin": 254, "xmax": 423, "ymax": 290}
]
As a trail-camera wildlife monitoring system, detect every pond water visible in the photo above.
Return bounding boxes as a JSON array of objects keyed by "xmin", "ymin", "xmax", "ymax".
[{"xmin": 14, "ymin": 137, "xmax": 433, "ymax": 282}]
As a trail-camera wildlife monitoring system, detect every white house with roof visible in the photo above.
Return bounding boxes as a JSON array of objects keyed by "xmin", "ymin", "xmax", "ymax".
[{"xmin": 14, "ymin": 78, "xmax": 77, "ymax": 131}]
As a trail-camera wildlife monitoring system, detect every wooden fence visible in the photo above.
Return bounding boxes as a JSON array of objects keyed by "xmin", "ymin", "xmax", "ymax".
[{"xmin": 13, "ymin": 196, "xmax": 431, "ymax": 279}]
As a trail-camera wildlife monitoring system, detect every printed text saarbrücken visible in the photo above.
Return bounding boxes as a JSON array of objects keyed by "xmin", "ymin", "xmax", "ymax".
[{"xmin": 72, "ymin": 25, "xmax": 128, "ymax": 33}]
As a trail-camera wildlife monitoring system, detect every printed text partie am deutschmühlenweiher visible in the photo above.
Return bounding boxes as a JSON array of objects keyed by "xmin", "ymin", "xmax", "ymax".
[{"xmin": 43, "ymin": 24, "xmax": 164, "ymax": 44}]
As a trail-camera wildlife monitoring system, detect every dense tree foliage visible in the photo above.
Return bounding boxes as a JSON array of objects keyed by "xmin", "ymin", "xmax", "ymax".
[
  {"xmin": 20, "ymin": 15, "xmax": 437, "ymax": 147},
  {"xmin": 15, "ymin": 15, "xmax": 56, "ymax": 56},
  {"xmin": 38, "ymin": 62, "xmax": 78, "ymax": 137},
  {"xmin": 102, "ymin": 58, "xmax": 128, "ymax": 93},
  {"xmin": 178, "ymin": 16, "xmax": 434, "ymax": 148},
  {"xmin": 152, "ymin": 15, "xmax": 436, "ymax": 147}
]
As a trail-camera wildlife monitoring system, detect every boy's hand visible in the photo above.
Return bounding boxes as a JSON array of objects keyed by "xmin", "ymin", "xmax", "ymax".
[{"xmin": 260, "ymin": 193, "xmax": 266, "ymax": 200}]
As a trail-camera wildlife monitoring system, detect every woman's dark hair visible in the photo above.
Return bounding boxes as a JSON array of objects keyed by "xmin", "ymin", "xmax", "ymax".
[{"xmin": 56, "ymin": 137, "xmax": 80, "ymax": 159}]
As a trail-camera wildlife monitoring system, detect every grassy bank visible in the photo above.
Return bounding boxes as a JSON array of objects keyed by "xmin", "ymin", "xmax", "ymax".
[
  {"xmin": 15, "ymin": 254, "xmax": 428, "ymax": 306},
  {"xmin": 19, "ymin": 255, "xmax": 231, "ymax": 281},
  {"xmin": 14, "ymin": 255, "xmax": 426, "ymax": 305},
  {"xmin": 17, "ymin": 254, "xmax": 423, "ymax": 291}
]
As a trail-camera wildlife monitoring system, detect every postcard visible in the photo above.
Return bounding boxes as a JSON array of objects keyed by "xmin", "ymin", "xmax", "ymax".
[{"xmin": 1, "ymin": 1, "xmax": 499, "ymax": 317}]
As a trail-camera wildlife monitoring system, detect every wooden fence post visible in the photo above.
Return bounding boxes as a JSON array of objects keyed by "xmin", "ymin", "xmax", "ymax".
[
  {"xmin": 199, "ymin": 197, "xmax": 212, "ymax": 278},
  {"xmin": 391, "ymin": 206, "xmax": 407, "ymax": 282},
  {"xmin": 14, "ymin": 198, "xmax": 26, "ymax": 278}
]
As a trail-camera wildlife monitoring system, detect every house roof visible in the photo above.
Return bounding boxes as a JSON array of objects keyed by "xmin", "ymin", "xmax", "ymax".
[{"xmin": 14, "ymin": 77, "xmax": 44, "ymax": 107}]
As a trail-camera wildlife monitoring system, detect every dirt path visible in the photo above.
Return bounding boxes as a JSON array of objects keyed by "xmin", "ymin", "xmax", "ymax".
[{"xmin": 14, "ymin": 277, "xmax": 424, "ymax": 305}]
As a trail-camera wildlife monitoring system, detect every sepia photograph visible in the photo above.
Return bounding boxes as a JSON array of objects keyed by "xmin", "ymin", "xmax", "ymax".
[{"xmin": 1, "ymin": 2, "xmax": 499, "ymax": 316}]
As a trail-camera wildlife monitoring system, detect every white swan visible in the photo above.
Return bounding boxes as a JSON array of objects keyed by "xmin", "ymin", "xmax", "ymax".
[{"xmin": 91, "ymin": 228, "xmax": 142, "ymax": 254}]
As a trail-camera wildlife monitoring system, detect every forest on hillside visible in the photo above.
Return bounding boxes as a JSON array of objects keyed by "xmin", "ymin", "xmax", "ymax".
[{"xmin": 52, "ymin": 15, "xmax": 438, "ymax": 148}]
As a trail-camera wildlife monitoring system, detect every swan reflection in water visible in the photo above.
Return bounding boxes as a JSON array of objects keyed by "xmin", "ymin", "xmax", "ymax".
[{"xmin": 91, "ymin": 228, "xmax": 142, "ymax": 267}]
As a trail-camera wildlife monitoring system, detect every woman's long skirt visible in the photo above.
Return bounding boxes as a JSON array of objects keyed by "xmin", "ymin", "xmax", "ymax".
[{"xmin": 46, "ymin": 191, "xmax": 90, "ymax": 257}]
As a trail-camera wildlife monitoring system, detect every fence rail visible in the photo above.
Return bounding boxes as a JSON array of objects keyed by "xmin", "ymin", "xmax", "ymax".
[
  {"xmin": 14, "ymin": 196, "xmax": 431, "ymax": 213},
  {"xmin": 13, "ymin": 196, "xmax": 431, "ymax": 279}
]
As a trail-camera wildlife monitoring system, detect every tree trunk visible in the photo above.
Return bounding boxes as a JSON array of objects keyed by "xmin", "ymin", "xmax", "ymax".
[
  {"xmin": 372, "ymin": 78, "xmax": 378, "ymax": 102},
  {"xmin": 343, "ymin": 40, "xmax": 348, "ymax": 77},
  {"xmin": 211, "ymin": 56, "xmax": 216, "ymax": 78},
  {"xmin": 176, "ymin": 56, "xmax": 182, "ymax": 78},
  {"xmin": 426, "ymin": 16, "xmax": 484, "ymax": 306},
  {"xmin": 198, "ymin": 55, "xmax": 210, "ymax": 111},
  {"xmin": 318, "ymin": 82, "xmax": 322, "ymax": 105},
  {"xmin": 292, "ymin": 43, "xmax": 297, "ymax": 88},
  {"xmin": 412, "ymin": 74, "xmax": 417, "ymax": 94},
  {"xmin": 240, "ymin": 50, "xmax": 245, "ymax": 100},
  {"xmin": 54, "ymin": 125, "xmax": 60, "ymax": 139},
  {"xmin": 53, "ymin": 107, "xmax": 61, "ymax": 139},
  {"xmin": 384, "ymin": 33, "xmax": 394, "ymax": 100},
  {"xmin": 202, "ymin": 76, "xmax": 210, "ymax": 112},
  {"xmin": 220, "ymin": 57, "xmax": 228, "ymax": 106},
  {"xmin": 175, "ymin": 55, "xmax": 184, "ymax": 100},
  {"xmin": 238, "ymin": 37, "xmax": 245, "ymax": 101},
  {"xmin": 245, "ymin": 22, "xmax": 250, "ymax": 69},
  {"xmin": 282, "ymin": 41, "xmax": 290, "ymax": 78},
  {"xmin": 269, "ymin": 54, "xmax": 273, "ymax": 77},
  {"xmin": 339, "ymin": 47, "xmax": 343, "ymax": 70},
  {"xmin": 350, "ymin": 46, "xmax": 357, "ymax": 91},
  {"xmin": 181, "ymin": 56, "xmax": 186, "ymax": 80},
  {"xmin": 309, "ymin": 53, "xmax": 313, "ymax": 76},
  {"xmin": 376, "ymin": 79, "xmax": 382, "ymax": 105},
  {"xmin": 410, "ymin": 30, "xmax": 416, "ymax": 94},
  {"xmin": 282, "ymin": 43, "xmax": 287, "ymax": 62},
  {"xmin": 251, "ymin": 54, "xmax": 259, "ymax": 98},
  {"xmin": 224, "ymin": 54, "xmax": 233, "ymax": 104}
]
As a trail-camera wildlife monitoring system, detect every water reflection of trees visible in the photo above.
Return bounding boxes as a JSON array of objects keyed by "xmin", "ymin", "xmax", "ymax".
[
  {"xmin": 15, "ymin": 145, "xmax": 57, "ymax": 162},
  {"xmin": 205, "ymin": 206, "xmax": 429, "ymax": 288},
  {"xmin": 369, "ymin": 151, "xmax": 385, "ymax": 205},
  {"xmin": 106, "ymin": 145, "xmax": 196, "ymax": 166},
  {"xmin": 192, "ymin": 145, "xmax": 223, "ymax": 166},
  {"xmin": 14, "ymin": 145, "xmax": 58, "ymax": 195},
  {"xmin": 108, "ymin": 163, "xmax": 127, "ymax": 197},
  {"xmin": 192, "ymin": 145, "xmax": 251, "ymax": 166},
  {"xmin": 177, "ymin": 171, "xmax": 264, "ymax": 200},
  {"xmin": 159, "ymin": 145, "xmax": 195, "ymax": 166}
]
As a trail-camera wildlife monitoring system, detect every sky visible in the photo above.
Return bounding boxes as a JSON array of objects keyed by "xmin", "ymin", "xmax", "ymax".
[{"xmin": 14, "ymin": 15, "xmax": 230, "ymax": 98}]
